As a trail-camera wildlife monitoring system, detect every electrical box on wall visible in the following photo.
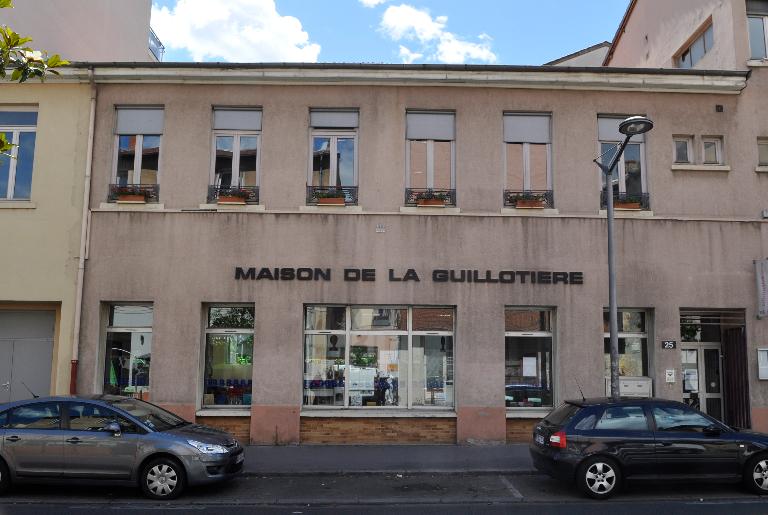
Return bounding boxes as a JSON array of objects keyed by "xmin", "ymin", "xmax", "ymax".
[
  {"xmin": 759, "ymin": 349, "xmax": 768, "ymax": 380},
  {"xmin": 604, "ymin": 376, "xmax": 653, "ymax": 398}
]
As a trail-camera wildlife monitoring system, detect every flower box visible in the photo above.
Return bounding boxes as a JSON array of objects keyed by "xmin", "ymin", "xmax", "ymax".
[
  {"xmin": 217, "ymin": 195, "xmax": 247, "ymax": 204},
  {"xmin": 318, "ymin": 197, "xmax": 346, "ymax": 206},
  {"xmin": 416, "ymin": 198, "xmax": 446, "ymax": 207},
  {"xmin": 614, "ymin": 201, "xmax": 642, "ymax": 209},
  {"xmin": 515, "ymin": 198, "xmax": 546, "ymax": 208},
  {"xmin": 116, "ymin": 193, "xmax": 147, "ymax": 203}
]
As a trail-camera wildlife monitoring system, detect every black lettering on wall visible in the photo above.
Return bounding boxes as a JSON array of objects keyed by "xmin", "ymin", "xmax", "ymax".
[
  {"xmin": 433, "ymin": 270, "xmax": 449, "ymax": 282},
  {"xmin": 499, "ymin": 271, "xmax": 515, "ymax": 283},
  {"xmin": 315, "ymin": 268, "xmax": 331, "ymax": 281},
  {"xmin": 569, "ymin": 272, "xmax": 584, "ymax": 285},
  {"xmin": 256, "ymin": 267, "xmax": 275, "ymax": 280},
  {"xmin": 553, "ymin": 272, "xmax": 569, "ymax": 284},
  {"xmin": 235, "ymin": 267, "xmax": 256, "ymax": 280},
  {"xmin": 362, "ymin": 269, "xmax": 376, "ymax": 281},
  {"xmin": 280, "ymin": 268, "xmax": 295, "ymax": 281},
  {"xmin": 537, "ymin": 271, "xmax": 551, "ymax": 284},
  {"xmin": 403, "ymin": 269, "xmax": 420, "ymax": 282},
  {"xmin": 296, "ymin": 268, "xmax": 313, "ymax": 280},
  {"xmin": 344, "ymin": 269, "xmax": 361, "ymax": 281},
  {"xmin": 389, "ymin": 269, "xmax": 401, "ymax": 282}
]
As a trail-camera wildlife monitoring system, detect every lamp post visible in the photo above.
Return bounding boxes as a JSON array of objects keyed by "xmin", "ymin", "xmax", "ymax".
[{"xmin": 594, "ymin": 116, "xmax": 654, "ymax": 401}]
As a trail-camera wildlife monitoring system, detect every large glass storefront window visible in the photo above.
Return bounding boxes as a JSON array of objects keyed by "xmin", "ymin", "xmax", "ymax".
[
  {"xmin": 104, "ymin": 304, "xmax": 153, "ymax": 399},
  {"xmin": 203, "ymin": 306, "xmax": 254, "ymax": 407},
  {"xmin": 603, "ymin": 310, "xmax": 649, "ymax": 377},
  {"xmin": 303, "ymin": 306, "xmax": 454, "ymax": 409},
  {"xmin": 505, "ymin": 308, "xmax": 554, "ymax": 409}
]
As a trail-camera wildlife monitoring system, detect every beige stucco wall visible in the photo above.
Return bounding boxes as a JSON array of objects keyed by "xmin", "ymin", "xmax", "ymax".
[
  {"xmin": 0, "ymin": 82, "xmax": 91, "ymax": 395},
  {"xmin": 0, "ymin": 0, "xmax": 155, "ymax": 62}
]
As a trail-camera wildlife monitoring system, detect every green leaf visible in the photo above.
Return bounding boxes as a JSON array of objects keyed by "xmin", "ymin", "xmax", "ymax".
[
  {"xmin": 0, "ymin": 0, "xmax": 14, "ymax": 8},
  {"xmin": 10, "ymin": 68, "xmax": 20, "ymax": 81}
]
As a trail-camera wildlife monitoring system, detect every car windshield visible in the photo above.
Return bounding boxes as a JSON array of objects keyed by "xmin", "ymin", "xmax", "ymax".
[{"xmin": 106, "ymin": 398, "xmax": 188, "ymax": 432}]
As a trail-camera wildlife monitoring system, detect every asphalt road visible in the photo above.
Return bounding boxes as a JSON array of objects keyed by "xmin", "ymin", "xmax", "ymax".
[{"xmin": 0, "ymin": 473, "xmax": 765, "ymax": 514}]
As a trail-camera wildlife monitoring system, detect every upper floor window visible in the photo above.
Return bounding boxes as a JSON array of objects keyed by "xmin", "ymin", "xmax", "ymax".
[
  {"xmin": 0, "ymin": 111, "xmax": 37, "ymax": 200},
  {"xmin": 702, "ymin": 136, "xmax": 724, "ymax": 165},
  {"xmin": 503, "ymin": 113, "xmax": 552, "ymax": 208},
  {"xmin": 749, "ymin": 14, "xmax": 768, "ymax": 59},
  {"xmin": 405, "ymin": 111, "xmax": 455, "ymax": 206},
  {"xmin": 759, "ymin": 139, "xmax": 768, "ymax": 166},
  {"xmin": 598, "ymin": 116, "xmax": 648, "ymax": 210},
  {"xmin": 113, "ymin": 108, "xmax": 163, "ymax": 186},
  {"xmin": 677, "ymin": 23, "xmax": 714, "ymax": 68},
  {"xmin": 673, "ymin": 136, "xmax": 693, "ymax": 164},
  {"xmin": 208, "ymin": 108, "xmax": 261, "ymax": 204},
  {"xmin": 307, "ymin": 109, "xmax": 358, "ymax": 205}
]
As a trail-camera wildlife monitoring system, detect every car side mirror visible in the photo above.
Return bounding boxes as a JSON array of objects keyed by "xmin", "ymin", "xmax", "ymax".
[
  {"xmin": 703, "ymin": 425, "xmax": 721, "ymax": 436},
  {"xmin": 104, "ymin": 421, "xmax": 122, "ymax": 436}
]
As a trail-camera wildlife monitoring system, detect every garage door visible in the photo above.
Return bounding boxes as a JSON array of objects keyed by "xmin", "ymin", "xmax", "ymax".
[{"xmin": 0, "ymin": 311, "xmax": 55, "ymax": 403}]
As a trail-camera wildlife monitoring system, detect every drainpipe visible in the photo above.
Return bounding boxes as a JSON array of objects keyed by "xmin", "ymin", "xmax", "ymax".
[{"xmin": 70, "ymin": 67, "xmax": 96, "ymax": 395}]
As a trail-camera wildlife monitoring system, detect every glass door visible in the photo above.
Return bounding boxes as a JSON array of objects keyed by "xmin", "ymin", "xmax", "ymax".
[{"xmin": 680, "ymin": 344, "xmax": 723, "ymax": 420}]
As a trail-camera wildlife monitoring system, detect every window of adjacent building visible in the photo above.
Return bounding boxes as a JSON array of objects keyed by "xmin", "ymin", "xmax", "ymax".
[
  {"xmin": 702, "ymin": 137, "xmax": 724, "ymax": 165},
  {"xmin": 211, "ymin": 108, "xmax": 261, "ymax": 189},
  {"xmin": 203, "ymin": 306, "xmax": 254, "ymax": 408},
  {"xmin": 405, "ymin": 111, "xmax": 455, "ymax": 190},
  {"xmin": 309, "ymin": 109, "xmax": 358, "ymax": 189},
  {"xmin": 505, "ymin": 308, "xmax": 554, "ymax": 409},
  {"xmin": 503, "ymin": 113, "xmax": 551, "ymax": 192},
  {"xmin": 759, "ymin": 139, "xmax": 768, "ymax": 166},
  {"xmin": 673, "ymin": 136, "xmax": 693, "ymax": 164},
  {"xmin": 303, "ymin": 305, "xmax": 454, "ymax": 409},
  {"xmin": 749, "ymin": 15, "xmax": 768, "ymax": 60},
  {"xmin": 677, "ymin": 24, "xmax": 714, "ymax": 69},
  {"xmin": 598, "ymin": 116, "xmax": 647, "ymax": 201},
  {"xmin": 113, "ymin": 108, "xmax": 163, "ymax": 186},
  {"xmin": 103, "ymin": 304, "xmax": 153, "ymax": 398},
  {"xmin": 0, "ymin": 111, "xmax": 37, "ymax": 200},
  {"xmin": 603, "ymin": 310, "xmax": 649, "ymax": 377}
]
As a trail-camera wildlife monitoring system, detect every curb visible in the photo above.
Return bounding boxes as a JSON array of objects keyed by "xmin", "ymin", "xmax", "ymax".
[{"xmin": 241, "ymin": 469, "xmax": 539, "ymax": 477}]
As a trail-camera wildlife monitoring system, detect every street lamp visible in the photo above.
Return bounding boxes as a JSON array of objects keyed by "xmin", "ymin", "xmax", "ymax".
[{"xmin": 594, "ymin": 116, "xmax": 653, "ymax": 401}]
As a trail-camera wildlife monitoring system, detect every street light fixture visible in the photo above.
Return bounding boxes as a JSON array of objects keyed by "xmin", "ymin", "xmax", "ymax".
[{"xmin": 594, "ymin": 116, "xmax": 654, "ymax": 401}]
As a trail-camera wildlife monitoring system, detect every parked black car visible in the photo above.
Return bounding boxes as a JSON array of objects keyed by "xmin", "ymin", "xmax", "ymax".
[{"xmin": 530, "ymin": 397, "xmax": 768, "ymax": 499}]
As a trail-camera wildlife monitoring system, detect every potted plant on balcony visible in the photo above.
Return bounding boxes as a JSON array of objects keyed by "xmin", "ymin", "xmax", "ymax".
[
  {"xmin": 114, "ymin": 185, "xmax": 149, "ymax": 203},
  {"xmin": 316, "ymin": 189, "xmax": 346, "ymax": 206},
  {"xmin": 415, "ymin": 191, "xmax": 447, "ymax": 207},
  {"xmin": 614, "ymin": 195, "xmax": 642, "ymax": 210},
  {"xmin": 217, "ymin": 187, "xmax": 249, "ymax": 204},
  {"xmin": 514, "ymin": 192, "xmax": 547, "ymax": 209}
]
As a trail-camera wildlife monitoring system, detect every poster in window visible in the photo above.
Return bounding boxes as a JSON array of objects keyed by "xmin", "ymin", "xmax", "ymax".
[{"xmin": 522, "ymin": 356, "xmax": 538, "ymax": 377}]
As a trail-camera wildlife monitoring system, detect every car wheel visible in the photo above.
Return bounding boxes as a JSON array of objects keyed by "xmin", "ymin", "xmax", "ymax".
[
  {"xmin": 0, "ymin": 459, "xmax": 10, "ymax": 495},
  {"xmin": 577, "ymin": 456, "xmax": 621, "ymax": 500},
  {"xmin": 744, "ymin": 455, "xmax": 768, "ymax": 495},
  {"xmin": 140, "ymin": 457, "xmax": 186, "ymax": 500}
]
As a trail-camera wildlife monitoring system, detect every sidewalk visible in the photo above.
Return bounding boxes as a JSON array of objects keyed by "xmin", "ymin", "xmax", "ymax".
[{"xmin": 242, "ymin": 444, "xmax": 535, "ymax": 475}]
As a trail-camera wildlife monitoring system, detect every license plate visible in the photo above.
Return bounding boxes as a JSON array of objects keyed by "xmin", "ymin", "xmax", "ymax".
[
  {"xmin": 235, "ymin": 453, "xmax": 244, "ymax": 464},
  {"xmin": 535, "ymin": 434, "xmax": 545, "ymax": 445}
]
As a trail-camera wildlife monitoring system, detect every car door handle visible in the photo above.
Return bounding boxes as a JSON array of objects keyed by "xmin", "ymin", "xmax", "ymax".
[
  {"xmin": 66, "ymin": 437, "xmax": 82, "ymax": 444},
  {"xmin": 5, "ymin": 435, "xmax": 20, "ymax": 443}
]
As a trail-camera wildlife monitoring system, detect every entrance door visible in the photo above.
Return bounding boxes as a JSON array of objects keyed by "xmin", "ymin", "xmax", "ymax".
[
  {"xmin": 0, "ymin": 311, "xmax": 55, "ymax": 401},
  {"xmin": 681, "ymin": 344, "xmax": 723, "ymax": 420}
]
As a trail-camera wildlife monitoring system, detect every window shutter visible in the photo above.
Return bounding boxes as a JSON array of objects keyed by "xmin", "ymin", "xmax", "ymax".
[
  {"xmin": 747, "ymin": 0, "xmax": 768, "ymax": 14},
  {"xmin": 503, "ymin": 114, "xmax": 550, "ymax": 144},
  {"xmin": 598, "ymin": 116, "xmax": 645, "ymax": 142},
  {"xmin": 115, "ymin": 108, "xmax": 164, "ymax": 135},
  {"xmin": 0, "ymin": 112, "xmax": 37, "ymax": 126},
  {"xmin": 213, "ymin": 109, "xmax": 262, "ymax": 131},
  {"xmin": 310, "ymin": 109, "xmax": 359, "ymax": 128},
  {"xmin": 406, "ymin": 112, "xmax": 455, "ymax": 140}
]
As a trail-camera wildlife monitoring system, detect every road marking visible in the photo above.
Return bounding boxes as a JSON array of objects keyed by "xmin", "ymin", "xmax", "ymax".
[{"xmin": 498, "ymin": 475, "xmax": 523, "ymax": 500}]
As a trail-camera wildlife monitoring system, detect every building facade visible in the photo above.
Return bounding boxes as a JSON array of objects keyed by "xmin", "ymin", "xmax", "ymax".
[{"xmin": 63, "ymin": 61, "xmax": 768, "ymax": 444}]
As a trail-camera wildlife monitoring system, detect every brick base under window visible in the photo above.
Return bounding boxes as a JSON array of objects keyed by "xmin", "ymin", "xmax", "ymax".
[
  {"xmin": 300, "ymin": 417, "xmax": 456, "ymax": 444},
  {"xmin": 197, "ymin": 416, "xmax": 251, "ymax": 443},
  {"xmin": 506, "ymin": 418, "xmax": 539, "ymax": 443}
]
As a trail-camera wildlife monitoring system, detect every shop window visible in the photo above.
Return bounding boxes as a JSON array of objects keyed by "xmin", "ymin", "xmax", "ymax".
[
  {"xmin": 603, "ymin": 309, "xmax": 649, "ymax": 377},
  {"xmin": 103, "ymin": 304, "xmax": 153, "ymax": 399},
  {"xmin": 505, "ymin": 308, "xmax": 554, "ymax": 409},
  {"xmin": 303, "ymin": 305, "xmax": 454, "ymax": 409},
  {"xmin": 0, "ymin": 111, "xmax": 37, "ymax": 200},
  {"xmin": 203, "ymin": 306, "xmax": 254, "ymax": 408}
]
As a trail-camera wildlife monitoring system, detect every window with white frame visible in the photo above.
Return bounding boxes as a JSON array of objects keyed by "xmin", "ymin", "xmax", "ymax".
[
  {"xmin": 505, "ymin": 308, "xmax": 554, "ymax": 409},
  {"xmin": 309, "ymin": 109, "xmax": 358, "ymax": 189},
  {"xmin": 702, "ymin": 136, "xmax": 724, "ymax": 165},
  {"xmin": 673, "ymin": 136, "xmax": 693, "ymax": 164},
  {"xmin": 503, "ymin": 113, "xmax": 552, "ymax": 193},
  {"xmin": 749, "ymin": 13, "xmax": 768, "ymax": 59},
  {"xmin": 603, "ymin": 309, "xmax": 649, "ymax": 377},
  {"xmin": 303, "ymin": 305, "xmax": 454, "ymax": 409},
  {"xmin": 0, "ymin": 111, "xmax": 37, "ymax": 200},
  {"xmin": 406, "ymin": 111, "xmax": 455, "ymax": 191},
  {"xmin": 759, "ymin": 139, "xmax": 768, "ymax": 166},
  {"xmin": 103, "ymin": 304, "xmax": 153, "ymax": 398},
  {"xmin": 212, "ymin": 108, "xmax": 261, "ymax": 189},
  {"xmin": 598, "ymin": 116, "xmax": 647, "ymax": 204},
  {"xmin": 203, "ymin": 305, "xmax": 254, "ymax": 408},
  {"xmin": 677, "ymin": 23, "xmax": 714, "ymax": 69},
  {"xmin": 113, "ymin": 107, "xmax": 163, "ymax": 186}
]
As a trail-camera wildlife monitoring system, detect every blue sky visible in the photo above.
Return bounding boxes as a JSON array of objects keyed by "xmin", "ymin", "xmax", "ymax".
[{"xmin": 151, "ymin": 0, "xmax": 630, "ymax": 65}]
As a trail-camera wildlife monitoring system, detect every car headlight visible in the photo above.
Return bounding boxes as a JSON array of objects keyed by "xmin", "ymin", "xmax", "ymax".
[{"xmin": 187, "ymin": 440, "xmax": 228, "ymax": 454}]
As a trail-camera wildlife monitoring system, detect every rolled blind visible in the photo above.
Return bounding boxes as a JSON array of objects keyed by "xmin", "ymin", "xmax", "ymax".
[
  {"xmin": 214, "ymin": 109, "xmax": 262, "ymax": 131},
  {"xmin": 503, "ymin": 114, "xmax": 550, "ymax": 144},
  {"xmin": 406, "ymin": 112, "xmax": 455, "ymax": 140},
  {"xmin": 747, "ymin": 0, "xmax": 768, "ymax": 14},
  {"xmin": 598, "ymin": 116, "xmax": 645, "ymax": 142},
  {"xmin": 310, "ymin": 110, "xmax": 359, "ymax": 128},
  {"xmin": 115, "ymin": 108, "xmax": 164, "ymax": 135}
]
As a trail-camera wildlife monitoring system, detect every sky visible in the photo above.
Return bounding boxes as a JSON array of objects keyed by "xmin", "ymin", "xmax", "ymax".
[{"xmin": 151, "ymin": 0, "xmax": 630, "ymax": 66}]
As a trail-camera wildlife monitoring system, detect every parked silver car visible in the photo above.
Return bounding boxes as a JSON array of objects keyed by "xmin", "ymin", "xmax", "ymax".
[{"xmin": 0, "ymin": 395, "xmax": 244, "ymax": 499}]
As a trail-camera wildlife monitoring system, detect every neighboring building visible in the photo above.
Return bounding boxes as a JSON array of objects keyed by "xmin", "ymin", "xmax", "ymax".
[
  {"xmin": 545, "ymin": 42, "xmax": 611, "ymax": 67},
  {"xmin": 0, "ymin": 0, "xmax": 163, "ymax": 62},
  {"xmin": 0, "ymin": 80, "xmax": 92, "ymax": 402},
  {"xmin": 63, "ymin": 61, "xmax": 768, "ymax": 445}
]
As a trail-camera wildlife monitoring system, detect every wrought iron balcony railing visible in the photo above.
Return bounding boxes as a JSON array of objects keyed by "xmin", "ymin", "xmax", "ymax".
[
  {"xmin": 600, "ymin": 191, "xmax": 650, "ymax": 210},
  {"xmin": 108, "ymin": 184, "xmax": 159, "ymax": 203},
  {"xmin": 404, "ymin": 188, "xmax": 457, "ymax": 207},
  {"xmin": 148, "ymin": 27, "xmax": 165, "ymax": 61},
  {"xmin": 207, "ymin": 185, "xmax": 260, "ymax": 204},
  {"xmin": 306, "ymin": 186, "xmax": 358, "ymax": 206},
  {"xmin": 503, "ymin": 190, "xmax": 554, "ymax": 208}
]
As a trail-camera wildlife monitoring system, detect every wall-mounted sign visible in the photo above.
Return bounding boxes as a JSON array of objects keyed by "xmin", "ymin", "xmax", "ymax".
[
  {"xmin": 234, "ymin": 267, "xmax": 584, "ymax": 285},
  {"xmin": 756, "ymin": 259, "xmax": 768, "ymax": 319},
  {"xmin": 661, "ymin": 340, "xmax": 677, "ymax": 349}
]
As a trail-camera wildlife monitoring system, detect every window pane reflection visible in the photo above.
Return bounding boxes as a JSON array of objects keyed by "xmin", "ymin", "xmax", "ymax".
[
  {"xmin": 141, "ymin": 135, "xmax": 160, "ymax": 185},
  {"xmin": 117, "ymin": 136, "xmax": 136, "ymax": 185},
  {"xmin": 104, "ymin": 332, "xmax": 152, "ymax": 396},
  {"xmin": 12, "ymin": 132, "xmax": 35, "ymax": 199},
  {"xmin": 412, "ymin": 335, "xmax": 453, "ymax": 407},
  {"xmin": 303, "ymin": 334, "xmax": 346, "ymax": 406},
  {"xmin": 505, "ymin": 336, "xmax": 553, "ymax": 408},
  {"xmin": 348, "ymin": 335, "xmax": 407, "ymax": 407},
  {"xmin": 239, "ymin": 136, "xmax": 258, "ymax": 186},
  {"xmin": 204, "ymin": 334, "xmax": 253, "ymax": 406},
  {"xmin": 409, "ymin": 140, "xmax": 427, "ymax": 188},
  {"xmin": 312, "ymin": 136, "xmax": 331, "ymax": 187},
  {"xmin": 351, "ymin": 308, "xmax": 407, "ymax": 331},
  {"xmin": 214, "ymin": 136, "xmax": 234, "ymax": 187}
]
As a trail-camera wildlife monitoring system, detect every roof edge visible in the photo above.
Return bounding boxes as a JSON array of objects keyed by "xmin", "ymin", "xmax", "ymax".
[
  {"xmin": 603, "ymin": 0, "xmax": 638, "ymax": 66},
  {"xmin": 544, "ymin": 41, "xmax": 611, "ymax": 66}
]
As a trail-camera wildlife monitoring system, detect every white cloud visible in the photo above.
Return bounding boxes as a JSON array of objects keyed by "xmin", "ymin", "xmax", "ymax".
[
  {"xmin": 359, "ymin": 0, "xmax": 387, "ymax": 7},
  {"xmin": 380, "ymin": 4, "xmax": 496, "ymax": 64},
  {"xmin": 151, "ymin": 0, "xmax": 321, "ymax": 62}
]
